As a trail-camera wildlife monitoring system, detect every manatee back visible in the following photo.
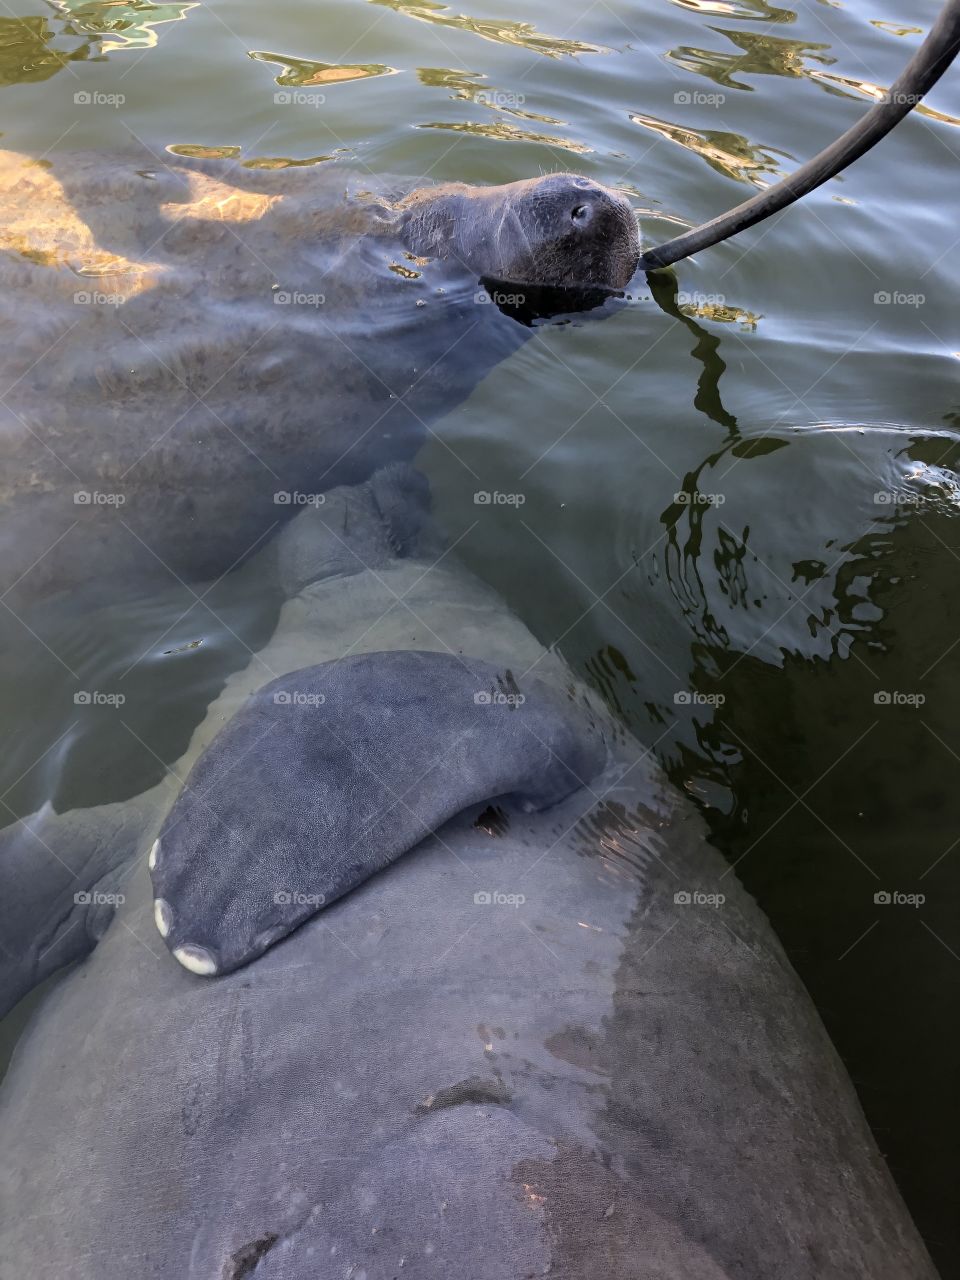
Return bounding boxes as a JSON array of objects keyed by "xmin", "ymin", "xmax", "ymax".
[
  {"xmin": 0, "ymin": 150, "xmax": 523, "ymax": 601},
  {"xmin": 149, "ymin": 649, "xmax": 607, "ymax": 975},
  {"xmin": 0, "ymin": 757, "xmax": 937, "ymax": 1280}
]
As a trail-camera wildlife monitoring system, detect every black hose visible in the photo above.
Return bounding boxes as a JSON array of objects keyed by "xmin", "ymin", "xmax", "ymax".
[{"xmin": 637, "ymin": 0, "xmax": 960, "ymax": 272}]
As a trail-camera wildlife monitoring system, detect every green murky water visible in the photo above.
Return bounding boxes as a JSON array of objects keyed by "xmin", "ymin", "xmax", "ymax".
[{"xmin": 1, "ymin": 0, "xmax": 958, "ymax": 1268}]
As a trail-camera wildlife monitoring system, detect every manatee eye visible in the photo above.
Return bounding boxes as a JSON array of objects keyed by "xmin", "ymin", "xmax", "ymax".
[{"xmin": 570, "ymin": 203, "xmax": 591, "ymax": 226}]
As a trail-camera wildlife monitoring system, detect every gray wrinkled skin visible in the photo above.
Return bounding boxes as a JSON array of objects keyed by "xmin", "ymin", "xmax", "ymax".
[
  {"xmin": 0, "ymin": 151, "xmax": 638, "ymax": 607},
  {"xmin": 0, "ymin": 472, "xmax": 937, "ymax": 1279},
  {"xmin": 152, "ymin": 650, "xmax": 607, "ymax": 976}
]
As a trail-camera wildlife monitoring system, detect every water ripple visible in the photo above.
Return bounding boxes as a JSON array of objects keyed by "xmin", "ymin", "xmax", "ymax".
[
  {"xmin": 628, "ymin": 111, "xmax": 794, "ymax": 185},
  {"xmin": 54, "ymin": 0, "xmax": 197, "ymax": 54},
  {"xmin": 369, "ymin": 0, "xmax": 611, "ymax": 58},
  {"xmin": 666, "ymin": 28, "xmax": 834, "ymax": 91},
  {"xmin": 417, "ymin": 119, "xmax": 592, "ymax": 153},
  {"xmin": 249, "ymin": 50, "xmax": 400, "ymax": 87}
]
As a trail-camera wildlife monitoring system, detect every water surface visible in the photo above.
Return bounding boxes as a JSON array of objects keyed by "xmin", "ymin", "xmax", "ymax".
[{"xmin": 1, "ymin": 0, "xmax": 958, "ymax": 1268}]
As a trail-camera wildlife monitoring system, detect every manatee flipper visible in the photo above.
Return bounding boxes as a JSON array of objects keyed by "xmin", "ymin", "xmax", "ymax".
[
  {"xmin": 150, "ymin": 651, "xmax": 606, "ymax": 975},
  {"xmin": 264, "ymin": 462, "xmax": 443, "ymax": 598},
  {"xmin": 0, "ymin": 783, "xmax": 170, "ymax": 1017}
]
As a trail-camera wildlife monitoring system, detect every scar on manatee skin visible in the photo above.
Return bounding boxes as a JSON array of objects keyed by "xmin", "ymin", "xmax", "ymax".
[
  {"xmin": 495, "ymin": 669, "xmax": 523, "ymax": 702},
  {"xmin": 223, "ymin": 1233, "xmax": 279, "ymax": 1280},
  {"xmin": 163, "ymin": 638, "xmax": 203, "ymax": 655},
  {"xmin": 477, "ymin": 1023, "xmax": 507, "ymax": 1049},
  {"xmin": 474, "ymin": 804, "xmax": 510, "ymax": 837},
  {"xmin": 544, "ymin": 1026, "xmax": 609, "ymax": 1076},
  {"xmin": 571, "ymin": 801, "xmax": 660, "ymax": 881},
  {"xmin": 415, "ymin": 1076, "xmax": 512, "ymax": 1116}
]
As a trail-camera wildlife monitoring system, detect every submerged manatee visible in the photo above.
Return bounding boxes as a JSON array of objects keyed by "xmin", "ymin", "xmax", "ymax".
[
  {"xmin": 0, "ymin": 151, "xmax": 638, "ymax": 605},
  {"xmin": 0, "ymin": 463, "xmax": 440, "ymax": 1013},
  {"xmin": 0, "ymin": 470, "xmax": 939, "ymax": 1279}
]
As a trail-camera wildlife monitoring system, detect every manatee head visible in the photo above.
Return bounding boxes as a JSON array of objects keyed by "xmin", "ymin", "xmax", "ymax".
[{"xmin": 399, "ymin": 173, "xmax": 640, "ymax": 291}]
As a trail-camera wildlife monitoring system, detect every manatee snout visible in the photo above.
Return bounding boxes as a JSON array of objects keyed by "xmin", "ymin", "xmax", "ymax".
[
  {"xmin": 400, "ymin": 172, "xmax": 640, "ymax": 292},
  {"xmin": 522, "ymin": 173, "xmax": 640, "ymax": 290}
]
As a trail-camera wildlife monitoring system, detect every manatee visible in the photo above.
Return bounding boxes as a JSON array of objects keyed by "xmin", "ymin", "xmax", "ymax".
[
  {"xmin": 0, "ymin": 150, "xmax": 638, "ymax": 608},
  {"xmin": 0, "ymin": 469, "xmax": 938, "ymax": 1279},
  {"xmin": 150, "ymin": 650, "xmax": 607, "ymax": 976}
]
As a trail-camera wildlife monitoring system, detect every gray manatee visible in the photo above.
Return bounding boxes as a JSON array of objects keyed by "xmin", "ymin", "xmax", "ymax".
[
  {"xmin": 150, "ymin": 651, "xmax": 606, "ymax": 977},
  {"xmin": 0, "ymin": 150, "xmax": 637, "ymax": 606},
  {"xmin": 0, "ymin": 470, "xmax": 937, "ymax": 1279}
]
